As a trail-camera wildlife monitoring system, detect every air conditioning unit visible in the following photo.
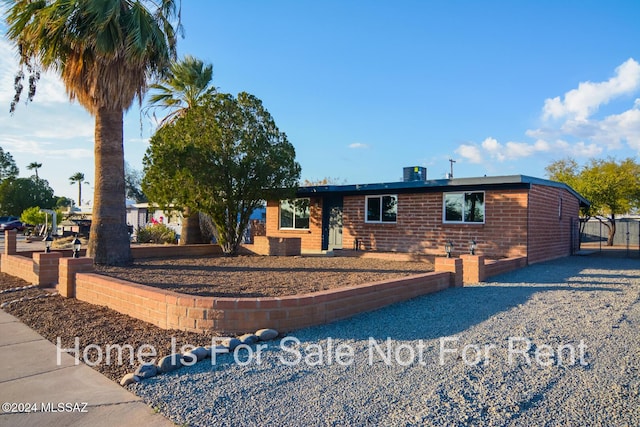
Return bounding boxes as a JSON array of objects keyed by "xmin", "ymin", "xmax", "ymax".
[{"xmin": 403, "ymin": 166, "xmax": 427, "ymax": 182}]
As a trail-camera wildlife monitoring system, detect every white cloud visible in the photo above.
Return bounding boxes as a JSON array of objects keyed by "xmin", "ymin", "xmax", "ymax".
[
  {"xmin": 455, "ymin": 136, "xmax": 603, "ymax": 166},
  {"xmin": 455, "ymin": 144, "xmax": 483, "ymax": 163},
  {"xmin": 349, "ymin": 142, "xmax": 369, "ymax": 149},
  {"xmin": 1, "ymin": 136, "xmax": 93, "ymax": 159},
  {"xmin": 542, "ymin": 58, "xmax": 640, "ymax": 121}
]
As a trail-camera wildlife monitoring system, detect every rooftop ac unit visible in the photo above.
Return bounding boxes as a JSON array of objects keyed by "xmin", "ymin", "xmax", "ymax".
[{"xmin": 403, "ymin": 166, "xmax": 427, "ymax": 182}]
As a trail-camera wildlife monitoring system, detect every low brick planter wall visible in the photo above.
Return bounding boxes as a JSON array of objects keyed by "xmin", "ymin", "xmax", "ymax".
[
  {"xmin": 0, "ymin": 252, "xmax": 62, "ymax": 287},
  {"xmin": 74, "ymin": 269, "xmax": 455, "ymax": 334},
  {"xmin": 460, "ymin": 254, "xmax": 528, "ymax": 284},
  {"xmin": 484, "ymin": 257, "xmax": 528, "ymax": 279}
]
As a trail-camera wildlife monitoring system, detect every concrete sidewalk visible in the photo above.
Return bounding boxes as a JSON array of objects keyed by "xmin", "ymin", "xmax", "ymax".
[{"xmin": 0, "ymin": 310, "xmax": 173, "ymax": 427}]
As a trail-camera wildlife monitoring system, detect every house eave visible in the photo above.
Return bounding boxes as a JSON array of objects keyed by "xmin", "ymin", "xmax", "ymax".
[{"xmin": 295, "ymin": 174, "xmax": 591, "ymax": 208}]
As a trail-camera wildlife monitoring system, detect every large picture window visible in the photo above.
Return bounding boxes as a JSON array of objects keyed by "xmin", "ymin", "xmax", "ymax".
[
  {"xmin": 279, "ymin": 199, "xmax": 310, "ymax": 229},
  {"xmin": 444, "ymin": 192, "xmax": 485, "ymax": 223},
  {"xmin": 366, "ymin": 195, "xmax": 397, "ymax": 223}
]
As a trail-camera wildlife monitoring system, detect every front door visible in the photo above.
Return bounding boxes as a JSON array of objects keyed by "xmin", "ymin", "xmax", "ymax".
[{"xmin": 322, "ymin": 196, "xmax": 343, "ymax": 251}]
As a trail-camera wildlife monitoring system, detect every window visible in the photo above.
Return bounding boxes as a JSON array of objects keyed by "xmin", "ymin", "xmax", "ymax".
[
  {"xmin": 366, "ymin": 195, "xmax": 397, "ymax": 223},
  {"xmin": 444, "ymin": 192, "xmax": 485, "ymax": 223},
  {"xmin": 279, "ymin": 199, "xmax": 310, "ymax": 229}
]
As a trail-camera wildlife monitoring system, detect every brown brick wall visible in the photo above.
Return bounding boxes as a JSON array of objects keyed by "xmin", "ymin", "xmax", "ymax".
[
  {"xmin": 342, "ymin": 190, "xmax": 529, "ymax": 259},
  {"xmin": 250, "ymin": 236, "xmax": 302, "ymax": 256},
  {"xmin": 527, "ymin": 185, "xmax": 579, "ymax": 264},
  {"xmin": 265, "ymin": 198, "xmax": 323, "ymax": 251},
  {"xmin": 0, "ymin": 252, "xmax": 62, "ymax": 287},
  {"xmin": 74, "ymin": 268, "xmax": 456, "ymax": 334}
]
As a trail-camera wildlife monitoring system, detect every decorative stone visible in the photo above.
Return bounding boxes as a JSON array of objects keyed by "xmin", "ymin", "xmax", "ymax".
[
  {"xmin": 134, "ymin": 363, "xmax": 158, "ymax": 379},
  {"xmin": 238, "ymin": 334, "xmax": 258, "ymax": 345},
  {"xmin": 120, "ymin": 373, "xmax": 140, "ymax": 386},
  {"xmin": 222, "ymin": 338, "xmax": 242, "ymax": 350},
  {"xmin": 207, "ymin": 345, "xmax": 230, "ymax": 358},
  {"xmin": 181, "ymin": 352, "xmax": 197, "ymax": 365},
  {"xmin": 189, "ymin": 346, "xmax": 210, "ymax": 361},
  {"xmin": 255, "ymin": 328, "xmax": 278, "ymax": 341},
  {"xmin": 157, "ymin": 354, "xmax": 183, "ymax": 373}
]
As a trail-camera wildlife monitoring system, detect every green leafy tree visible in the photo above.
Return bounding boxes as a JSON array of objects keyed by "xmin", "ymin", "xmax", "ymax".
[
  {"xmin": 0, "ymin": 147, "xmax": 19, "ymax": 182},
  {"xmin": 143, "ymin": 92, "xmax": 301, "ymax": 255},
  {"xmin": 546, "ymin": 157, "xmax": 640, "ymax": 246},
  {"xmin": 145, "ymin": 55, "xmax": 216, "ymax": 244},
  {"xmin": 20, "ymin": 206, "xmax": 46, "ymax": 226},
  {"xmin": 56, "ymin": 196, "xmax": 74, "ymax": 209},
  {"xmin": 26, "ymin": 162, "xmax": 42, "ymax": 180},
  {"xmin": 0, "ymin": 178, "xmax": 55, "ymax": 216},
  {"xmin": 69, "ymin": 172, "xmax": 88, "ymax": 206},
  {"xmin": 125, "ymin": 162, "xmax": 147, "ymax": 203},
  {"xmin": 5, "ymin": 0, "xmax": 181, "ymax": 265}
]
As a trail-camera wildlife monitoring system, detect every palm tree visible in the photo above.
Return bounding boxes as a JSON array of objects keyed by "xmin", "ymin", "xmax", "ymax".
[
  {"xmin": 146, "ymin": 55, "xmax": 216, "ymax": 244},
  {"xmin": 5, "ymin": 1, "xmax": 180, "ymax": 265},
  {"xmin": 27, "ymin": 162, "xmax": 42, "ymax": 180},
  {"xmin": 69, "ymin": 172, "xmax": 89, "ymax": 207},
  {"xmin": 146, "ymin": 55, "xmax": 216, "ymax": 126}
]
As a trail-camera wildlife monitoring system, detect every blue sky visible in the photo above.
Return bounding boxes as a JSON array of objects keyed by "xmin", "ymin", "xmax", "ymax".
[{"xmin": 1, "ymin": 1, "xmax": 640, "ymax": 204}]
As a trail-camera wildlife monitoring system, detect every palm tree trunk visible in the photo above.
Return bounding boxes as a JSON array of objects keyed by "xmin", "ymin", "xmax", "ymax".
[
  {"xmin": 180, "ymin": 207, "xmax": 202, "ymax": 244},
  {"xmin": 87, "ymin": 108, "xmax": 132, "ymax": 265},
  {"xmin": 77, "ymin": 181, "xmax": 82, "ymax": 206}
]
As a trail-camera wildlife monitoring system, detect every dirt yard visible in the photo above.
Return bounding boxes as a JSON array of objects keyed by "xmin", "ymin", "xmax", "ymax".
[{"xmin": 95, "ymin": 255, "xmax": 435, "ymax": 297}]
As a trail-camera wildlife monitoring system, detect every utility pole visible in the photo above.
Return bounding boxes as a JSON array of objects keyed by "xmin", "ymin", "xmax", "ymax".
[{"xmin": 449, "ymin": 158, "xmax": 456, "ymax": 179}]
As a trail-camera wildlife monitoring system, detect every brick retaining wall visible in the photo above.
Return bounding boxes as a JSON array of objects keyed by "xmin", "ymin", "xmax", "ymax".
[{"xmin": 74, "ymin": 269, "xmax": 455, "ymax": 334}]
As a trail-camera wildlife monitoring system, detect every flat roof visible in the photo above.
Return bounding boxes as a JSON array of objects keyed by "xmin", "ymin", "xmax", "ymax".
[{"xmin": 296, "ymin": 175, "xmax": 590, "ymax": 207}]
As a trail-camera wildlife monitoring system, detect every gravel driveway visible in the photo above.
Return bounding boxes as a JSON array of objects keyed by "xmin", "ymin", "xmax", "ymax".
[{"xmin": 131, "ymin": 254, "xmax": 640, "ymax": 426}]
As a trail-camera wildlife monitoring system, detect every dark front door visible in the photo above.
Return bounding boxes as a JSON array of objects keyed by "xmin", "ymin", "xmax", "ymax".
[{"xmin": 322, "ymin": 196, "xmax": 343, "ymax": 251}]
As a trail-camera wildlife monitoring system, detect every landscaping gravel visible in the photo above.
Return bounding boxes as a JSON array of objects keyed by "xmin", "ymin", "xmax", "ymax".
[
  {"xmin": 95, "ymin": 255, "xmax": 434, "ymax": 297},
  {"xmin": 129, "ymin": 254, "xmax": 640, "ymax": 426}
]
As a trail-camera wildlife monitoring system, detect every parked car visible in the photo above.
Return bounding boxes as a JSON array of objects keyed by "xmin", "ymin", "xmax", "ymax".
[{"xmin": 0, "ymin": 218, "xmax": 25, "ymax": 232}]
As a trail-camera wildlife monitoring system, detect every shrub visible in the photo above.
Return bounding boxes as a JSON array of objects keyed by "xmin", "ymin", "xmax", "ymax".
[
  {"xmin": 136, "ymin": 223, "xmax": 177, "ymax": 244},
  {"xmin": 20, "ymin": 206, "xmax": 46, "ymax": 226}
]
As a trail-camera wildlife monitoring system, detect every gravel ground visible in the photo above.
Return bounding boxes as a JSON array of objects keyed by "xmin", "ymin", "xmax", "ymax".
[
  {"xmin": 127, "ymin": 254, "xmax": 640, "ymax": 426},
  {"xmin": 95, "ymin": 255, "xmax": 434, "ymax": 297},
  {"xmin": 0, "ymin": 274, "xmax": 217, "ymax": 382}
]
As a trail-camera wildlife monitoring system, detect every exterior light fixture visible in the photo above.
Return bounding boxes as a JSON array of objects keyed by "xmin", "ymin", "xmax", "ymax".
[
  {"xmin": 445, "ymin": 241, "xmax": 453, "ymax": 258},
  {"xmin": 72, "ymin": 235, "xmax": 82, "ymax": 258},
  {"xmin": 44, "ymin": 235, "xmax": 53, "ymax": 253},
  {"xmin": 469, "ymin": 239, "xmax": 477, "ymax": 255}
]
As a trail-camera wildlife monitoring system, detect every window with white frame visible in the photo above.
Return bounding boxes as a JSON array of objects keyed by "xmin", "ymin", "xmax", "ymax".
[
  {"xmin": 443, "ymin": 192, "xmax": 485, "ymax": 223},
  {"xmin": 279, "ymin": 198, "xmax": 310, "ymax": 229},
  {"xmin": 366, "ymin": 195, "xmax": 397, "ymax": 223}
]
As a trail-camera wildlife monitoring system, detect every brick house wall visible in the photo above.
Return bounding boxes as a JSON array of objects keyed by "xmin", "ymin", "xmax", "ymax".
[
  {"xmin": 527, "ymin": 184, "xmax": 579, "ymax": 264},
  {"xmin": 265, "ymin": 197, "xmax": 323, "ymax": 251},
  {"xmin": 264, "ymin": 178, "xmax": 584, "ymax": 262},
  {"xmin": 342, "ymin": 189, "xmax": 529, "ymax": 259}
]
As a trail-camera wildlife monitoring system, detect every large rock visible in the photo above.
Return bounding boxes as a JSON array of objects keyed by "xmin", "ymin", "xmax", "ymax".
[
  {"xmin": 134, "ymin": 363, "xmax": 158, "ymax": 379},
  {"xmin": 207, "ymin": 345, "xmax": 230, "ymax": 363},
  {"xmin": 238, "ymin": 334, "xmax": 258, "ymax": 345},
  {"xmin": 189, "ymin": 346, "xmax": 210, "ymax": 361},
  {"xmin": 181, "ymin": 352, "xmax": 197, "ymax": 365},
  {"xmin": 222, "ymin": 337, "xmax": 242, "ymax": 350},
  {"xmin": 157, "ymin": 353, "xmax": 183, "ymax": 373},
  {"xmin": 255, "ymin": 328, "xmax": 279, "ymax": 341},
  {"xmin": 120, "ymin": 373, "xmax": 139, "ymax": 386}
]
